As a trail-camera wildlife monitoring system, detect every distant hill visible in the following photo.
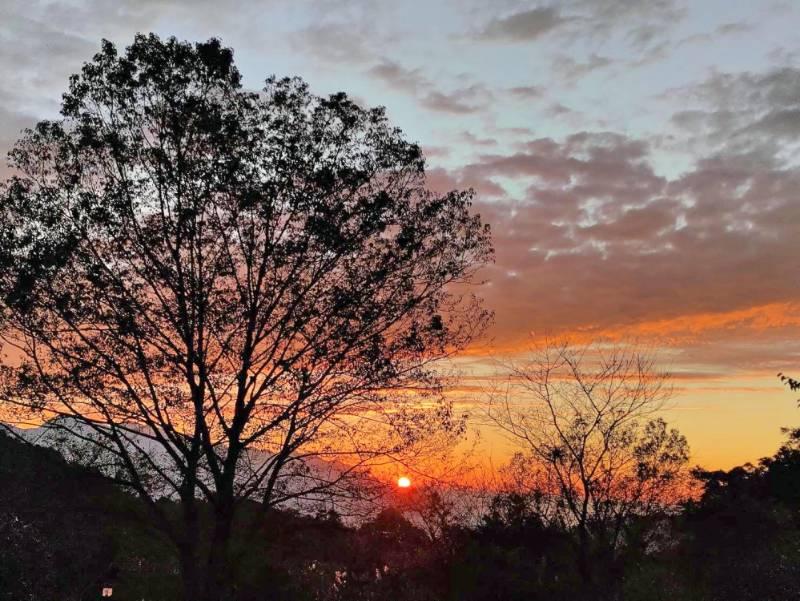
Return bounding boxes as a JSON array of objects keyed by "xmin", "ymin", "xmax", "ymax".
[
  {"xmin": 5, "ymin": 417, "xmax": 372, "ymax": 518},
  {"xmin": 0, "ymin": 431, "xmax": 393, "ymax": 600},
  {"xmin": 0, "ymin": 430, "xmax": 180, "ymax": 600}
]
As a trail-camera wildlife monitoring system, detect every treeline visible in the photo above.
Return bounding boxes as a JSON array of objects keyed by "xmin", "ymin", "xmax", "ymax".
[{"xmin": 3, "ymin": 429, "xmax": 799, "ymax": 601}]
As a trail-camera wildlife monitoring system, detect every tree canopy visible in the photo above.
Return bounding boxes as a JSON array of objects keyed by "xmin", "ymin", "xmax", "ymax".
[{"xmin": 0, "ymin": 33, "xmax": 492, "ymax": 600}]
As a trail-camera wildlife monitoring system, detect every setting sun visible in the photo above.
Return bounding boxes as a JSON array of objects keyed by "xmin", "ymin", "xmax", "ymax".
[{"xmin": 397, "ymin": 476, "xmax": 411, "ymax": 488}]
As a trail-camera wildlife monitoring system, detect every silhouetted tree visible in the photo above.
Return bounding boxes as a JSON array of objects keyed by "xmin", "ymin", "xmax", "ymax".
[
  {"xmin": 0, "ymin": 33, "xmax": 491, "ymax": 601},
  {"xmin": 463, "ymin": 492, "xmax": 579, "ymax": 600},
  {"xmin": 486, "ymin": 341, "xmax": 689, "ymax": 591},
  {"xmin": 779, "ymin": 372, "xmax": 800, "ymax": 403},
  {"xmin": 679, "ymin": 428, "xmax": 800, "ymax": 600}
]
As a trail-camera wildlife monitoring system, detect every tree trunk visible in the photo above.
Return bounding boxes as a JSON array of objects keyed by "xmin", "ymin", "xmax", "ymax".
[
  {"xmin": 179, "ymin": 491, "xmax": 206, "ymax": 601},
  {"xmin": 577, "ymin": 525, "xmax": 592, "ymax": 587},
  {"xmin": 180, "ymin": 547, "xmax": 204, "ymax": 601},
  {"xmin": 179, "ymin": 516, "xmax": 235, "ymax": 601},
  {"xmin": 202, "ymin": 504, "xmax": 236, "ymax": 601}
]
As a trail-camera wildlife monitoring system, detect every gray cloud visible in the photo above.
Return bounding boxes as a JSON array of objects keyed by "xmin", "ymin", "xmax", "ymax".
[
  {"xmin": 666, "ymin": 67, "xmax": 800, "ymax": 162},
  {"xmin": 459, "ymin": 131, "xmax": 498, "ymax": 147},
  {"xmin": 478, "ymin": 6, "xmax": 567, "ymax": 42},
  {"xmin": 367, "ymin": 59, "xmax": 494, "ymax": 114},
  {"xmin": 367, "ymin": 59, "xmax": 428, "ymax": 94},
  {"xmin": 420, "ymin": 84, "xmax": 494, "ymax": 114},
  {"xmin": 553, "ymin": 53, "xmax": 613, "ymax": 82},
  {"xmin": 474, "ymin": 0, "xmax": 685, "ymax": 51},
  {"xmin": 508, "ymin": 85, "xmax": 545, "ymax": 100},
  {"xmin": 586, "ymin": 0, "xmax": 686, "ymax": 41},
  {"xmin": 288, "ymin": 0, "xmax": 410, "ymax": 65}
]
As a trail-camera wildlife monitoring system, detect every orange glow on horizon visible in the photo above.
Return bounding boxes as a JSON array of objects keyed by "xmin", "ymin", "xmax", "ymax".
[{"xmin": 457, "ymin": 301, "xmax": 800, "ymax": 358}]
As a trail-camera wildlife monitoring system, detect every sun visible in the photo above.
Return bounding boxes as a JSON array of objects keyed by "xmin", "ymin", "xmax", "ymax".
[{"xmin": 397, "ymin": 476, "xmax": 411, "ymax": 488}]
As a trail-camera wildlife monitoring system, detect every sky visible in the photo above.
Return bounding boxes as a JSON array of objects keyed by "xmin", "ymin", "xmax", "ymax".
[{"xmin": 1, "ymin": 0, "xmax": 799, "ymax": 468}]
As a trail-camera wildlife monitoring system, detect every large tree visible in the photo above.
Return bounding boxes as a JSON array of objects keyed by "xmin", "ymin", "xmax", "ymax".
[{"xmin": 0, "ymin": 34, "xmax": 492, "ymax": 600}]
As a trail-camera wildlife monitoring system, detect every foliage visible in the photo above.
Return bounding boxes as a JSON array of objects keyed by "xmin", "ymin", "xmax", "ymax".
[
  {"xmin": 779, "ymin": 372, "xmax": 800, "ymax": 404},
  {"xmin": 677, "ymin": 429, "xmax": 800, "ymax": 600},
  {"xmin": 0, "ymin": 33, "xmax": 491, "ymax": 600}
]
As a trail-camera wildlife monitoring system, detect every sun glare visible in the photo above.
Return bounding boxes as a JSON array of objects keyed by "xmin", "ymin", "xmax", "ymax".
[{"xmin": 397, "ymin": 476, "xmax": 411, "ymax": 488}]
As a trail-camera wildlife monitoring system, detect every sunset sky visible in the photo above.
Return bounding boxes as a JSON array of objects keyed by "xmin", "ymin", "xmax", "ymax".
[{"xmin": 2, "ymin": 0, "xmax": 799, "ymax": 468}]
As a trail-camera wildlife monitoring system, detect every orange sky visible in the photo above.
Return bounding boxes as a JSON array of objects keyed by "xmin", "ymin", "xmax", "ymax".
[{"xmin": 451, "ymin": 302, "xmax": 800, "ymax": 471}]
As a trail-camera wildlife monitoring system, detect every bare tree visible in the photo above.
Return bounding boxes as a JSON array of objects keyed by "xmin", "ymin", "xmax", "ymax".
[
  {"xmin": 486, "ymin": 340, "xmax": 689, "ymax": 586},
  {"xmin": 0, "ymin": 34, "xmax": 492, "ymax": 600}
]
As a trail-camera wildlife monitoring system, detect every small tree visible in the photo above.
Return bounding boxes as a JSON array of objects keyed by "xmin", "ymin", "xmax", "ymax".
[
  {"xmin": 0, "ymin": 34, "xmax": 492, "ymax": 600},
  {"xmin": 486, "ymin": 341, "xmax": 689, "ymax": 587}
]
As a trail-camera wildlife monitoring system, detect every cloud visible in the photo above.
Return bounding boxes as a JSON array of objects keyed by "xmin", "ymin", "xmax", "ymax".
[
  {"xmin": 715, "ymin": 21, "xmax": 754, "ymax": 35},
  {"xmin": 585, "ymin": 0, "xmax": 686, "ymax": 41},
  {"xmin": 0, "ymin": 15, "xmax": 98, "ymax": 112},
  {"xmin": 3, "ymin": 0, "xmax": 798, "ymax": 385},
  {"xmin": 0, "ymin": 0, "xmax": 282, "ymax": 167},
  {"xmin": 666, "ymin": 67, "xmax": 800, "ymax": 162},
  {"xmin": 459, "ymin": 131, "xmax": 498, "ymax": 147},
  {"xmin": 553, "ymin": 53, "xmax": 613, "ymax": 82},
  {"xmin": 421, "ymin": 145, "xmax": 451, "ymax": 159},
  {"xmin": 494, "ymin": 126, "xmax": 537, "ymax": 138},
  {"xmin": 467, "ymin": 132, "xmax": 656, "ymax": 188},
  {"xmin": 438, "ymin": 130, "xmax": 800, "ymax": 364},
  {"xmin": 367, "ymin": 59, "xmax": 428, "ymax": 94},
  {"xmin": 419, "ymin": 84, "xmax": 493, "ymax": 114},
  {"xmin": 0, "ymin": 13, "xmax": 108, "ymax": 169},
  {"xmin": 288, "ymin": 0, "xmax": 405, "ymax": 65},
  {"xmin": 367, "ymin": 59, "xmax": 493, "ymax": 114},
  {"xmin": 508, "ymin": 85, "xmax": 545, "ymax": 100},
  {"xmin": 0, "ymin": 104, "xmax": 35, "ymax": 178},
  {"xmin": 426, "ymin": 167, "xmax": 506, "ymax": 199},
  {"xmin": 474, "ymin": 0, "xmax": 685, "ymax": 57},
  {"xmin": 663, "ymin": 21, "xmax": 754, "ymax": 54},
  {"xmin": 478, "ymin": 6, "xmax": 567, "ymax": 42},
  {"xmin": 544, "ymin": 102, "xmax": 578, "ymax": 119}
]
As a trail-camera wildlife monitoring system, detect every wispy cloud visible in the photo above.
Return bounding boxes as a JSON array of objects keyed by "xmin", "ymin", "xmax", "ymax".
[
  {"xmin": 367, "ymin": 58, "xmax": 494, "ymax": 114},
  {"xmin": 477, "ymin": 6, "xmax": 568, "ymax": 42}
]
